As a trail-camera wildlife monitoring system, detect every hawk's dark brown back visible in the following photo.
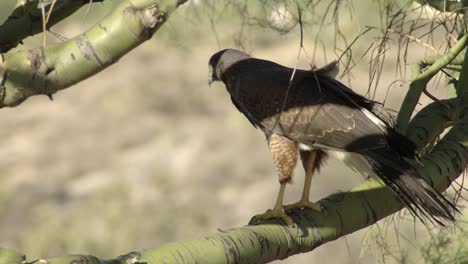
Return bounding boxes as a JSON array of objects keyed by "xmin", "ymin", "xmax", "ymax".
[{"xmin": 222, "ymin": 58, "xmax": 390, "ymax": 153}]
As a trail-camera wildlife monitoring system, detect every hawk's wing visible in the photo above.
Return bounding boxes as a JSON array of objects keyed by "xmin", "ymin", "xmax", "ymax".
[
  {"xmin": 225, "ymin": 59, "xmax": 390, "ymax": 153},
  {"xmin": 260, "ymin": 101, "xmax": 388, "ymax": 152}
]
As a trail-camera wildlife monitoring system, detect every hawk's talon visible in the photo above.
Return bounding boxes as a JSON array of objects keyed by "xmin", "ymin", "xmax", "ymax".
[
  {"xmin": 248, "ymin": 209, "xmax": 295, "ymax": 226},
  {"xmin": 283, "ymin": 200, "xmax": 322, "ymax": 212}
]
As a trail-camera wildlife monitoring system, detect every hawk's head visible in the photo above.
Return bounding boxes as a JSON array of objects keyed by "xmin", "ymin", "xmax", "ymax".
[{"xmin": 208, "ymin": 49, "xmax": 250, "ymax": 86}]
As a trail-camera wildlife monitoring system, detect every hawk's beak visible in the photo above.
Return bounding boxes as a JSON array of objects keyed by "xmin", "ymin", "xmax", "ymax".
[{"xmin": 208, "ymin": 66, "xmax": 214, "ymax": 86}]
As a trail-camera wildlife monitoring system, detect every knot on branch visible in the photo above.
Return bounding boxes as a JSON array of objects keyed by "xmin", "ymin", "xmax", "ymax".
[
  {"xmin": 123, "ymin": 3, "xmax": 168, "ymax": 40},
  {"xmin": 114, "ymin": 251, "xmax": 141, "ymax": 263},
  {"xmin": 137, "ymin": 5, "xmax": 167, "ymax": 39},
  {"xmin": 70, "ymin": 256, "xmax": 94, "ymax": 264},
  {"xmin": 27, "ymin": 47, "xmax": 54, "ymax": 94}
]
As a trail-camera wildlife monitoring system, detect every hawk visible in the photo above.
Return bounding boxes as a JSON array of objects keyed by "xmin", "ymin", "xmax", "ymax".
[{"xmin": 208, "ymin": 49, "xmax": 456, "ymax": 226}]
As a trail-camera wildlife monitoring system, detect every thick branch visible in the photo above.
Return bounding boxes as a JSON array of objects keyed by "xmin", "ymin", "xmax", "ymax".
[
  {"xmin": 457, "ymin": 39, "xmax": 468, "ymax": 100},
  {"xmin": 414, "ymin": 0, "xmax": 464, "ymax": 13},
  {"xmin": 0, "ymin": 0, "xmax": 105, "ymax": 53},
  {"xmin": 464, "ymin": 0, "xmax": 468, "ymax": 28},
  {"xmin": 0, "ymin": 0, "xmax": 187, "ymax": 107},
  {"xmin": 406, "ymin": 98, "xmax": 462, "ymax": 152},
  {"xmin": 396, "ymin": 34, "xmax": 468, "ymax": 134},
  {"xmin": 1, "ymin": 106, "xmax": 466, "ymax": 263}
]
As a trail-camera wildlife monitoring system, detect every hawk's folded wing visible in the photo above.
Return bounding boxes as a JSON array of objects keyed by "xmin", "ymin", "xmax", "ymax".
[
  {"xmin": 225, "ymin": 60, "xmax": 390, "ymax": 153},
  {"xmin": 260, "ymin": 102, "xmax": 388, "ymax": 152}
]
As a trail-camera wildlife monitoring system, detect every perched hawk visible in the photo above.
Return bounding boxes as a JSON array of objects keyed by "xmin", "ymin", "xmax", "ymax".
[{"xmin": 208, "ymin": 49, "xmax": 456, "ymax": 226}]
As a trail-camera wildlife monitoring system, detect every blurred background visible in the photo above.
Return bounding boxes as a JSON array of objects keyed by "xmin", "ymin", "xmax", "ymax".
[{"xmin": 0, "ymin": 0, "xmax": 467, "ymax": 263}]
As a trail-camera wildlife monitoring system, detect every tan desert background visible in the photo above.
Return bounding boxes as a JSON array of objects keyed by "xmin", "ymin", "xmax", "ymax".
[{"xmin": 0, "ymin": 1, "xmax": 466, "ymax": 263}]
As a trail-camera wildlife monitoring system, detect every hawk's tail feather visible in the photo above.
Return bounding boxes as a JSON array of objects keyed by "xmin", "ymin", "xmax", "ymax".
[{"xmin": 366, "ymin": 156, "xmax": 457, "ymax": 226}]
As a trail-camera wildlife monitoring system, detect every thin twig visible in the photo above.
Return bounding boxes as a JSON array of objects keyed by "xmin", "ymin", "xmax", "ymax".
[
  {"xmin": 269, "ymin": 4, "xmax": 303, "ymax": 136},
  {"xmin": 45, "ymin": 0, "xmax": 58, "ymax": 24},
  {"xmin": 367, "ymin": 26, "xmax": 440, "ymax": 54},
  {"xmin": 41, "ymin": 2, "xmax": 47, "ymax": 47}
]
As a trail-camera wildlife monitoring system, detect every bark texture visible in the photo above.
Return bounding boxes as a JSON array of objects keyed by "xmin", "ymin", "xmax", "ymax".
[{"xmin": 0, "ymin": 0, "xmax": 187, "ymax": 107}]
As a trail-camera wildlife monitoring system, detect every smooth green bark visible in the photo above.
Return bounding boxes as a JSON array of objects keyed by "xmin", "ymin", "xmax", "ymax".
[
  {"xmin": 414, "ymin": 0, "xmax": 464, "ymax": 13},
  {"xmin": 0, "ymin": 0, "xmax": 186, "ymax": 107},
  {"xmin": 406, "ymin": 98, "xmax": 462, "ymax": 152},
  {"xmin": 0, "ymin": 248, "xmax": 24, "ymax": 264},
  {"xmin": 457, "ymin": 42, "xmax": 468, "ymax": 100},
  {"xmin": 396, "ymin": 34, "xmax": 468, "ymax": 134},
  {"xmin": 0, "ymin": 0, "xmax": 105, "ymax": 53},
  {"xmin": 464, "ymin": 0, "xmax": 468, "ymax": 28}
]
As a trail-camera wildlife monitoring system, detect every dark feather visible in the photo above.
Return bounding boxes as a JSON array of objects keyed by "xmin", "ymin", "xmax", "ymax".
[
  {"xmin": 222, "ymin": 58, "xmax": 389, "ymax": 152},
  {"xmin": 366, "ymin": 153, "xmax": 458, "ymax": 225},
  {"xmin": 300, "ymin": 149, "xmax": 328, "ymax": 173}
]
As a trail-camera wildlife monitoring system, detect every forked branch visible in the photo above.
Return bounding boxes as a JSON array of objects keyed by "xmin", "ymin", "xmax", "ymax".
[{"xmin": 396, "ymin": 34, "xmax": 468, "ymax": 133}]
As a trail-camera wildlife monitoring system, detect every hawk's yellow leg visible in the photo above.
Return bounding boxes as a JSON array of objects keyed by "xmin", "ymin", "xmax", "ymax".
[
  {"xmin": 249, "ymin": 134, "xmax": 296, "ymax": 226},
  {"xmin": 249, "ymin": 182, "xmax": 294, "ymax": 226},
  {"xmin": 284, "ymin": 151, "xmax": 322, "ymax": 212}
]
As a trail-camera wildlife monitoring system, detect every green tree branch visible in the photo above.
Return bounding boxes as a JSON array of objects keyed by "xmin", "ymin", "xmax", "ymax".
[
  {"xmin": 406, "ymin": 98, "xmax": 462, "ymax": 152},
  {"xmin": 396, "ymin": 34, "xmax": 468, "ymax": 134},
  {"xmin": 456, "ymin": 41, "xmax": 468, "ymax": 100},
  {"xmin": 0, "ymin": 0, "xmax": 106, "ymax": 53},
  {"xmin": 464, "ymin": 0, "xmax": 468, "ymax": 27},
  {"xmin": 414, "ymin": 0, "xmax": 464, "ymax": 13},
  {"xmin": 0, "ymin": 0, "xmax": 187, "ymax": 107}
]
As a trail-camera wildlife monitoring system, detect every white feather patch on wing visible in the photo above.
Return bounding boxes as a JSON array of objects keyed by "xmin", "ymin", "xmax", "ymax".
[
  {"xmin": 298, "ymin": 143, "xmax": 314, "ymax": 151},
  {"xmin": 327, "ymin": 150, "xmax": 375, "ymax": 177},
  {"xmin": 298, "ymin": 143, "xmax": 377, "ymax": 178},
  {"xmin": 361, "ymin": 107, "xmax": 387, "ymax": 132}
]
